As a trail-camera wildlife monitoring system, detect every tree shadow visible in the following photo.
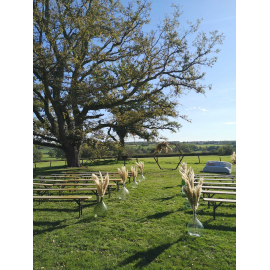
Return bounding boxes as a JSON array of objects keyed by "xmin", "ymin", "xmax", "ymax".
[{"xmin": 119, "ymin": 233, "xmax": 188, "ymax": 268}]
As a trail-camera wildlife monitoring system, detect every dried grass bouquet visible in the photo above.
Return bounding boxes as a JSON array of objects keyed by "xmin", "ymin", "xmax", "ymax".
[
  {"xmin": 130, "ymin": 166, "xmax": 138, "ymax": 179},
  {"xmin": 135, "ymin": 161, "xmax": 144, "ymax": 174},
  {"xmin": 230, "ymin": 152, "xmax": 236, "ymax": 165},
  {"xmin": 92, "ymin": 172, "xmax": 109, "ymax": 198},
  {"xmin": 117, "ymin": 166, "xmax": 129, "ymax": 184},
  {"xmin": 179, "ymin": 167, "xmax": 204, "ymax": 212}
]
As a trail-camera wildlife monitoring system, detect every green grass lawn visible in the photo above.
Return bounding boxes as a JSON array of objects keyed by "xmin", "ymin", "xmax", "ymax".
[{"xmin": 33, "ymin": 156, "xmax": 236, "ymax": 269}]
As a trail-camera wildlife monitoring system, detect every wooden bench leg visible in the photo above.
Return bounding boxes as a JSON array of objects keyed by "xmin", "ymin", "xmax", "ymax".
[
  {"xmin": 80, "ymin": 200, "xmax": 83, "ymax": 218},
  {"xmin": 213, "ymin": 202, "xmax": 223, "ymax": 220},
  {"xmin": 108, "ymin": 186, "xmax": 111, "ymax": 198},
  {"xmin": 74, "ymin": 199, "xmax": 83, "ymax": 219}
]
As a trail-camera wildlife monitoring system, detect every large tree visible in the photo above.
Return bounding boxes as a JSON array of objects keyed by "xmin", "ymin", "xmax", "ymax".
[{"xmin": 33, "ymin": 0, "xmax": 224, "ymax": 167}]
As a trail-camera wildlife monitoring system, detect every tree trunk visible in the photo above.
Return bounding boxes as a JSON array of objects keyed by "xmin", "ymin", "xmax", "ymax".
[{"xmin": 65, "ymin": 144, "xmax": 81, "ymax": 167}]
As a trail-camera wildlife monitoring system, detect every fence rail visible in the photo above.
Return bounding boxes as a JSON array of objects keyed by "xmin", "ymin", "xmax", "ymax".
[{"xmin": 33, "ymin": 152, "xmax": 222, "ymax": 169}]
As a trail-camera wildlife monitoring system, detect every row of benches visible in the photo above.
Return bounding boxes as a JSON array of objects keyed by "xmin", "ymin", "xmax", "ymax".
[
  {"xmin": 195, "ymin": 174, "xmax": 236, "ymax": 219},
  {"xmin": 33, "ymin": 172, "xmax": 129, "ymax": 218}
]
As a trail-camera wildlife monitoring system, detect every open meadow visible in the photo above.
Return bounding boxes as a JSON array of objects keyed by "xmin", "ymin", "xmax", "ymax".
[{"xmin": 33, "ymin": 156, "xmax": 236, "ymax": 269}]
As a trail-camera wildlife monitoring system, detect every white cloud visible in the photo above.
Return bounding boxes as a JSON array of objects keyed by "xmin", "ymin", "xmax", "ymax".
[
  {"xmin": 225, "ymin": 122, "xmax": 236, "ymax": 125},
  {"xmin": 199, "ymin": 107, "xmax": 208, "ymax": 111}
]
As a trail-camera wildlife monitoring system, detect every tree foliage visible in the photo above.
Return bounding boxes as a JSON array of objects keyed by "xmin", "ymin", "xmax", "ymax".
[{"xmin": 33, "ymin": 0, "xmax": 224, "ymax": 166}]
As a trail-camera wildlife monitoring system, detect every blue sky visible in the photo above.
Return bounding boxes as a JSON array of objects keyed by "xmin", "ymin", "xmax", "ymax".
[
  {"xmin": 124, "ymin": 0, "xmax": 236, "ymax": 142},
  {"xmin": 32, "ymin": 0, "xmax": 236, "ymax": 142}
]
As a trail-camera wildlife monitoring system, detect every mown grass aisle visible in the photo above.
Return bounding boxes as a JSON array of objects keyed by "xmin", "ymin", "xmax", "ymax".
[{"xmin": 33, "ymin": 156, "xmax": 236, "ymax": 269}]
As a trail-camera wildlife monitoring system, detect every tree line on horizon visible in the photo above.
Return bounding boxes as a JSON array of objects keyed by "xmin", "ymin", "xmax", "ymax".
[{"xmin": 33, "ymin": 141, "xmax": 235, "ymax": 162}]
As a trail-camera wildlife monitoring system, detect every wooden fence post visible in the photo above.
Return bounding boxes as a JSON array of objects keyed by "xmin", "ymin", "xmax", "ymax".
[
  {"xmin": 35, "ymin": 162, "xmax": 36, "ymax": 169},
  {"xmin": 198, "ymin": 155, "xmax": 200, "ymax": 164},
  {"xmin": 50, "ymin": 161, "xmax": 51, "ymax": 167}
]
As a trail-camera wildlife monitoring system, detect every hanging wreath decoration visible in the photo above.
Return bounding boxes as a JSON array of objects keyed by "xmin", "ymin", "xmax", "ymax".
[{"xmin": 153, "ymin": 141, "xmax": 184, "ymax": 170}]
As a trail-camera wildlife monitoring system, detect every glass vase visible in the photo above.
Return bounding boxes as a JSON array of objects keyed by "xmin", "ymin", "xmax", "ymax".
[
  {"xmin": 187, "ymin": 210, "xmax": 204, "ymax": 237},
  {"xmin": 184, "ymin": 198, "xmax": 192, "ymax": 209},
  {"xmin": 132, "ymin": 178, "xmax": 138, "ymax": 188},
  {"xmin": 93, "ymin": 197, "xmax": 108, "ymax": 218},
  {"xmin": 137, "ymin": 173, "xmax": 145, "ymax": 182},
  {"xmin": 118, "ymin": 184, "xmax": 129, "ymax": 200},
  {"xmin": 181, "ymin": 179, "xmax": 186, "ymax": 197}
]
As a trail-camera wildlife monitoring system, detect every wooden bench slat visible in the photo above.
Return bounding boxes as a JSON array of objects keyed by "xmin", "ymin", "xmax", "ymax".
[
  {"xmin": 202, "ymin": 190, "xmax": 236, "ymax": 195},
  {"xmin": 33, "ymin": 179, "xmax": 120, "ymax": 183},
  {"xmin": 33, "ymin": 179, "xmax": 116, "ymax": 186},
  {"xmin": 194, "ymin": 179, "xmax": 236, "ymax": 181},
  {"xmin": 33, "ymin": 196, "xmax": 92, "ymax": 199},
  {"xmin": 202, "ymin": 186, "xmax": 236, "ymax": 190},
  {"xmin": 203, "ymin": 198, "xmax": 236, "ymax": 203},
  {"xmin": 33, "ymin": 183, "xmax": 53, "ymax": 186},
  {"xmin": 34, "ymin": 188, "xmax": 97, "ymax": 191},
  {"xmin": 195, "ymin": 182, "xmax": 236, "ymax": 186}
]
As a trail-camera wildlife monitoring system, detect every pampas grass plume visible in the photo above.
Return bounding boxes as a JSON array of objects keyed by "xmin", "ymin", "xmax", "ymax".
[{"xmin": 92, "ymin": 172, "xmax": 109, "ymax": 197}]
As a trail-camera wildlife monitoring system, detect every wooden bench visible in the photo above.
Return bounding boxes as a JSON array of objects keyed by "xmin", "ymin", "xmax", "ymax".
[
  {"xmin": 34, "ymin": 182, "xmax": 116, "ymax": 197},
  {"xmin": 202, "ymin": 198, "xmax": 236, "ymax": 220},
  {"xmin": 33, "ymin": 196, "xmax": 92, "ymax": 218},
  {"xmin": 34, "ymin": 188, "xmax": 101, "ymax": 202},
  {"xmin": 37, "ymin": 175, "xmax": 81, "ymax": 180},
  {"xmin": 34, "ymin": 178, "xmax": 120, "ymax": 191},
  {"xmin": 57, "ymin": 172, "xmax": 132, "ymax": 183}
]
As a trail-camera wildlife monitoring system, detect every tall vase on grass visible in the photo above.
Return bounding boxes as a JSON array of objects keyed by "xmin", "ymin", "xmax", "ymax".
[
  {"xmin": 131, "ymin": 166, "xmax": 139, "ymax": 188},
  {"xmin": 135, "ymin": 161, "xmax": 145, "ymax": 182},
  {"xmin": 117, "ymin": 166, "xmax": 129, "ymax": 200},
  {"xmin": 187, "ymin": 208, "xmax": 204, "ymax": 237},
  {"xmin": 180, "ymin": 167, "xmax": 204, "ymax": 237},
  {"xmin": 92, "ymin": 172, "xmax": 109, "ymax": 217}
]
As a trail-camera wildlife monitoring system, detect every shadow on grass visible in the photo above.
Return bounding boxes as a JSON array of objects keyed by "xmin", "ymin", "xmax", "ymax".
[
  {"xmin": 33, "ymin": 219, "xmax": 69, "ymax": 236},
  {"xmin": 33, "ymin": 220, "xmax": 63, "ymax": 226},
  {"xmin": 144, "ymin": 210, "xmax": 175, "ymax": 220},
  {"xmin": 119, "ymin": 233, "xmax": 189, "ymax": 268},
  {"xmin": 198, "ymin": 211, "xmax": 236, "ymax": 218},
  {"xmin": 203, "ymin": 219, "xmax": 236, "ymax": 232},
  {"xmin": 162, "ymin": 185, "xmax": 181, "ymax": 189},
  {"xmin": 152, "ymin": 195, "xmax": 178, "ymax": 202},
  {"xmin": 33, "ymin": 207, "xmax": 78, "ymax": 213},
  {"xmin": 33, "ymin": 224, "xmax": 69, "ymax": 236}
]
